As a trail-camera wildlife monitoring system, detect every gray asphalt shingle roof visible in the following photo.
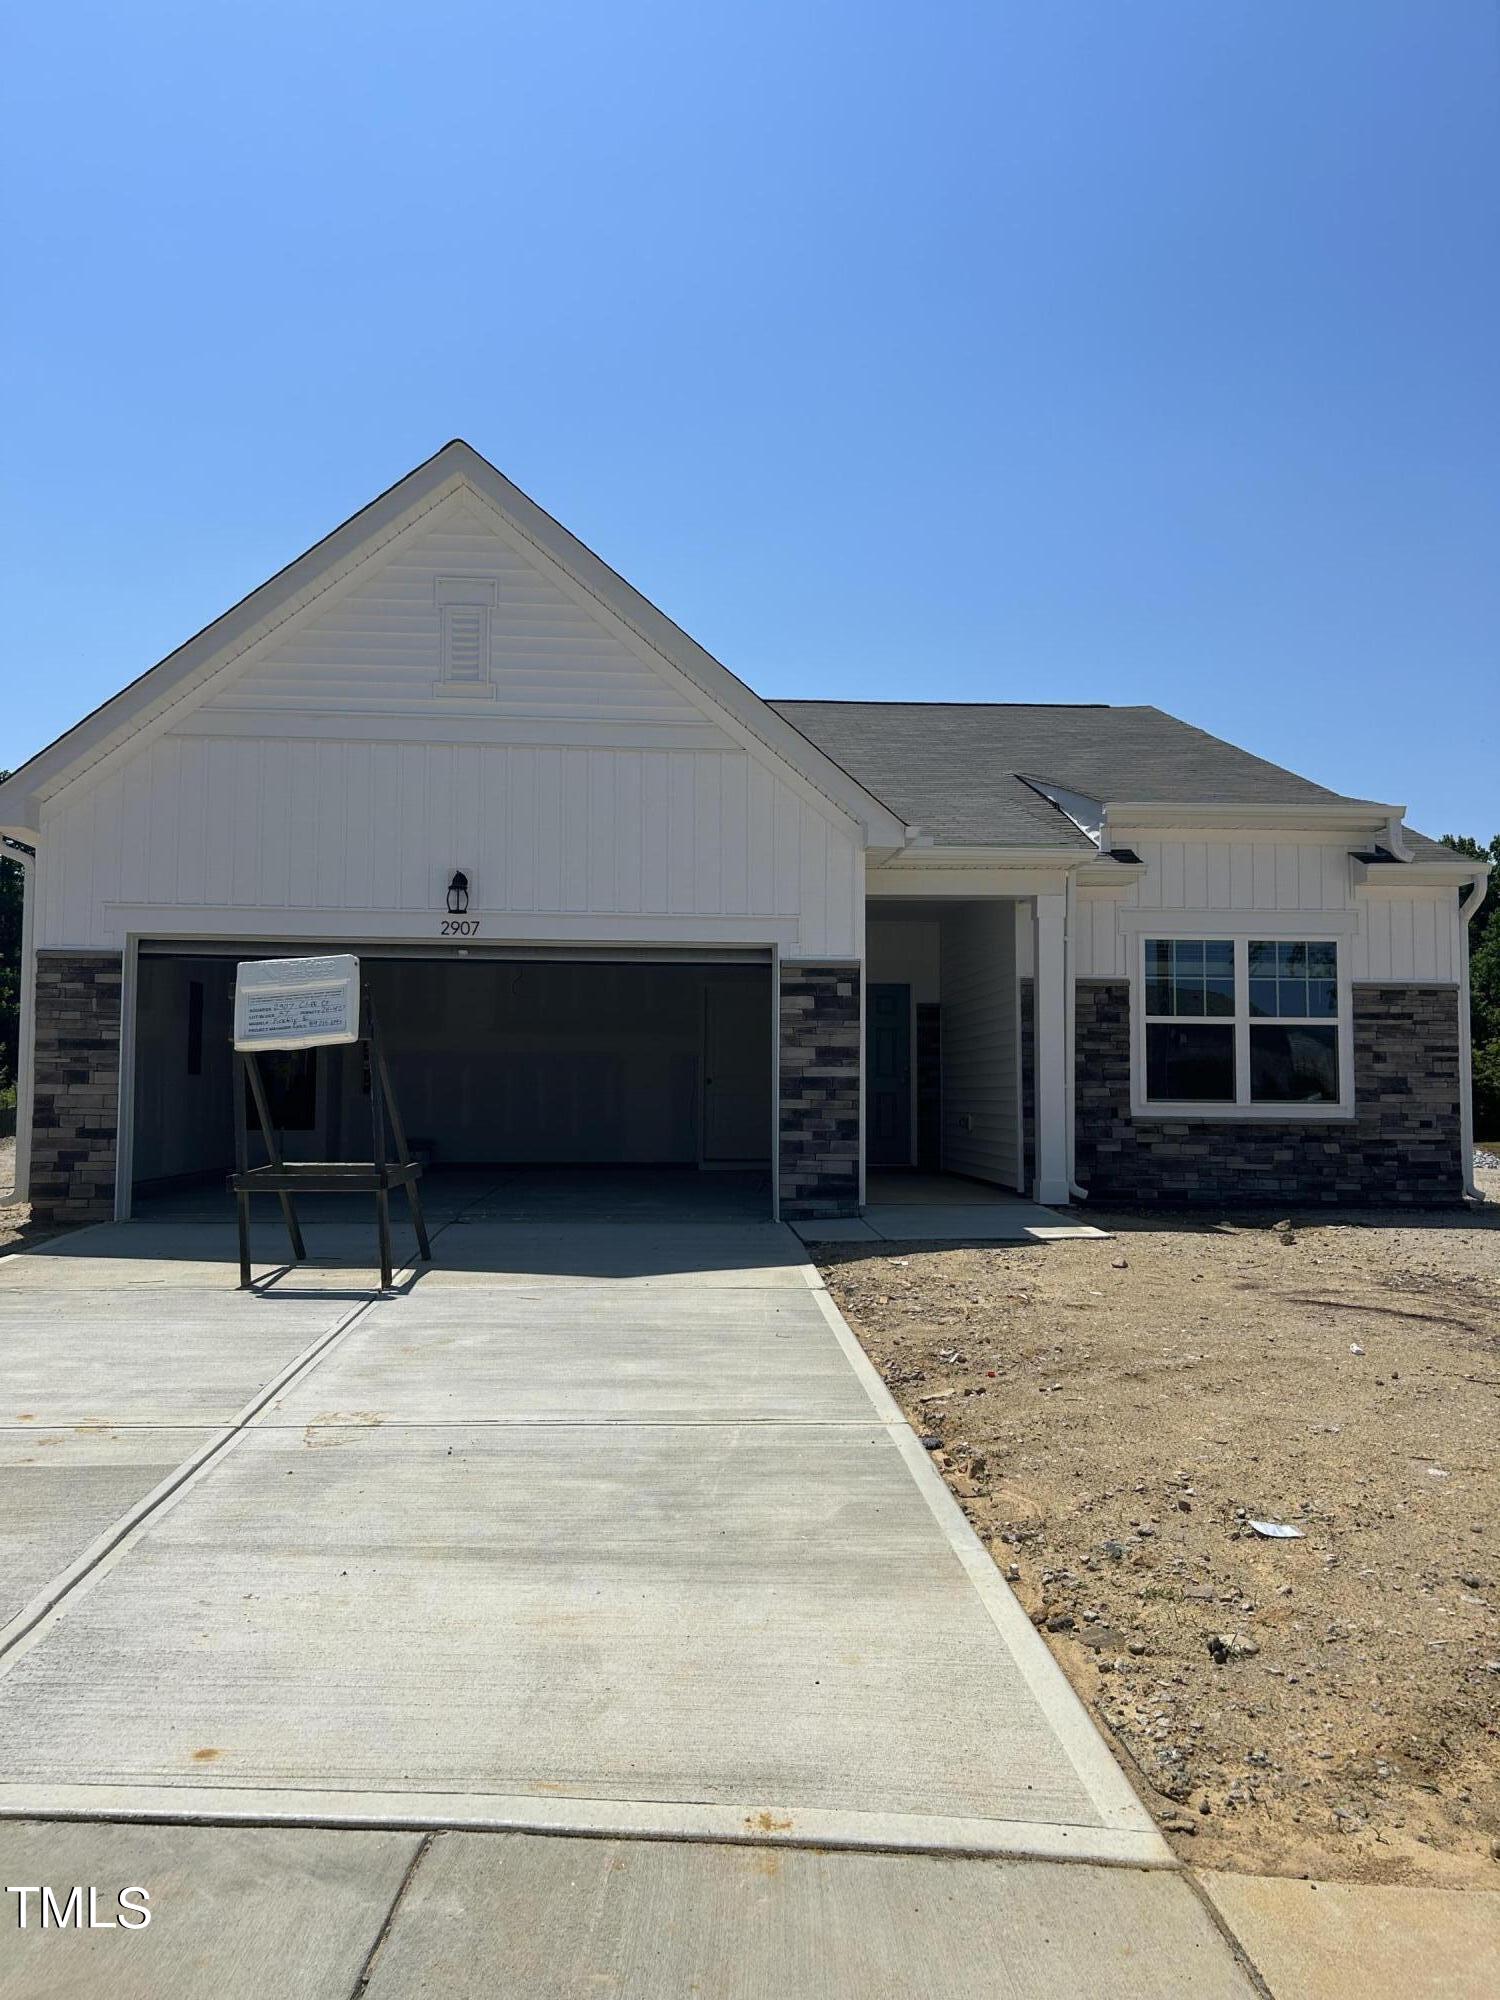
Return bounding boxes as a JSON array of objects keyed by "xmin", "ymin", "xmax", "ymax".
[{"xmin": 767, "ymin": 701, "xmax": 1432, "ymax": 852}]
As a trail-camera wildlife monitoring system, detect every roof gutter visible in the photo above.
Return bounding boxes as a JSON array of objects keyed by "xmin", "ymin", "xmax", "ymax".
[
  {"xmin": 1352, "ymin": 857, "xmax": 1481, "ymax": 888},
  {"xmin": 1383, "ymin": 813, "xmax": 1413, "ymax": 863},
  {"xmin": 1103, "ymin": 800, "xmax": 1406, "ymax": 836}
]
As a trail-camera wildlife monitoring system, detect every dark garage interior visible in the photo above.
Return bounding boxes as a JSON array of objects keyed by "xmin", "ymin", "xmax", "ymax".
[{"xmin": 130, "ymin": 950, "xmax": 774, "ymax": 1213}]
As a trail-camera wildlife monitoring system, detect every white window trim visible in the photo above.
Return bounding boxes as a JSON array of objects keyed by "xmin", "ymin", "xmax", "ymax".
[{"xmin": 1130, "ymin": 932, "xmax": 1355, "ymax": 1122}]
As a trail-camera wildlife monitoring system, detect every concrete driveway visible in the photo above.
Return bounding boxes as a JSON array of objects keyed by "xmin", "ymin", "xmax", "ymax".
[{"xmin": 0, "ymin": 1208, "xmax": 1162, "ymax": 1867}]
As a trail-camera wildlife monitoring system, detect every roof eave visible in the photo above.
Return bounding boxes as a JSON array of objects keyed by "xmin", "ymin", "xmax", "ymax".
[
  {"xmin": 1, "ymin": 440, "xmax": 909, "ymax": 851},
  {"xmin": 1104, "ymin": 799, "xmax": 1405, "ymax": 834},
  {"xmin": 874, "ymin": 842, "xmax": 1097, "ymax": 869},
  {"xmin": 1353, "ymin": 857, "xmax": 1489, "ymax": 890}
]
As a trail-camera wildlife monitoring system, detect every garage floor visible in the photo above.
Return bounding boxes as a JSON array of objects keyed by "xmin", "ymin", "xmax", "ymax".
[
  {"xmin": 134, "ymin": 1163, "xmax": 772, "ymax": 1226},
  {"xmin": 0, "ymin": 1207, "xmax": 1162, "ymax": 1866}
]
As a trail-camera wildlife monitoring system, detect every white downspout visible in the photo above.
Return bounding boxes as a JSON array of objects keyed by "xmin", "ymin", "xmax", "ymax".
[
  {"xmin": 1064, "ymin": 870, "xmax": 1087, "ymax": 1202},
  {"xmin": 6, "ymin": 844, "xmax": 36, "ymax": 1202},
  {"xmin": 1459, "ymin": 871, "xmax": 1489, "ymax": 1201}
]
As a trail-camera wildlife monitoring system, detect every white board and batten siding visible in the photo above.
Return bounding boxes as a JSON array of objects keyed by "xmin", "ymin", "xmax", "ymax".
[
  {"xmin": 939, "ymin": 902, "xmax": 1019, "ymax": 1188},
  {"xmin": 31, "ymin": 496, "xmax": 863, "ymax": 960},
  {"xmin": 1075, "ymin": 835, "xmax": 1463, "ymax": 986}
]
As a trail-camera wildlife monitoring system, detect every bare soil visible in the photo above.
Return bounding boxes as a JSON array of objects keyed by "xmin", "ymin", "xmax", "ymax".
[
  {"xmin": 0, "ymin": 1135, "xmax": 66, "ymax": 1257},
  {"xmin": 820, "ymin": 1181, "xmax": 1500, "ymax": 1886}
]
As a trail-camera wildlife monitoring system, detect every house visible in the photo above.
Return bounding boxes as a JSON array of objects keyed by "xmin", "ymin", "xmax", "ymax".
[{"xmin": 0, "ymin": 441, "xmax": 1488, "ymax": 1226}]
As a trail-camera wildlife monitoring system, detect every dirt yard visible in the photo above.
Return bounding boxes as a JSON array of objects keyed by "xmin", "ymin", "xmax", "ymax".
[
  {"xmin": 0, "ymin": 1134, "xmax": 23, "ymax": 1248},
  {"xmin": 821, "ymin": 1181, "xmax": 1500, "ymax": 1887},
  {"xmin": 0, "ymin": 1134, "xmax": 65, "ymax": 1256}
]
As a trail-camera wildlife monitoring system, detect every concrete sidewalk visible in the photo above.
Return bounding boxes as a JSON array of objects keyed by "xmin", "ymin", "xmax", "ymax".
[
  {"xmin": 2, "ymin": 1821, "xmax": 1495, "ymax": 1998},
  {"xmin": 0, "ymin": 1822, "xmax": 1250, "ymax": 1999}
]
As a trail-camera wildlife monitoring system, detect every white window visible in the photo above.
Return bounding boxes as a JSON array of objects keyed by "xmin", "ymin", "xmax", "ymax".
[
  {"xmin": 1133, "ymin": 935, "xmax": 1352, "ymax": 1119},
  {"xmin": 434, "ymin": 577, "xmax": 496, "ymax": 696}
]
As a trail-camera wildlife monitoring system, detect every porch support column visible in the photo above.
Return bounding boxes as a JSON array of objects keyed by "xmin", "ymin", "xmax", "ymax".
[
  {"xmin": 9, "ymin": 845, "xmax": 36, "ymax": 1201},
  {"xmin": 1032, "ymin": 891, "xmax": 1070, "ymax": 1206}
]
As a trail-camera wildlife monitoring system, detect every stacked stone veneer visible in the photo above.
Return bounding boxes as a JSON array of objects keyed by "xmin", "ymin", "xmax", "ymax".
[
  {"xmin": 29, "ymin": 952, "xmax": 123, "ymax": 1225},
  {"xmin": 779, "ymin": 962, "xmax": 860, "ymax": 1218},
  {"xmin": 1075, "ymin": 980, "xmax": 1464, "ymax": 1206}
]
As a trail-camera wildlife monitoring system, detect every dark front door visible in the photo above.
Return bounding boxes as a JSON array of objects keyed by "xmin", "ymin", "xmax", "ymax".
[{"xmin": 868, "ymin": 983, "xmax": 912, "ymax": 1166}]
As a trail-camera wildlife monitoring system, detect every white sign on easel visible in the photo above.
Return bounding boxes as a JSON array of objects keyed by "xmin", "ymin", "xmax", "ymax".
[{"xmin": 232, "ymin": 955, "xmax": 361, "ymax": 1053}]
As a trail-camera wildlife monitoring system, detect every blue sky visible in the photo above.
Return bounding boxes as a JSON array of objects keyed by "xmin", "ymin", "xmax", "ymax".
[{"xmin": 3, "ymin": 1, "xmax": 1496, "ymax": 837}]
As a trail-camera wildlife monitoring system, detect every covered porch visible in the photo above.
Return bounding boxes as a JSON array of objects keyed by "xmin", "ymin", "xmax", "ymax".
[
  {"xmin": 792, "ymin": 1168, "xmax": 1105, "ymax": 1244},
  {"xmin": 863, "ymin": 875, "xmax": 1079, "ymax": 1212}
]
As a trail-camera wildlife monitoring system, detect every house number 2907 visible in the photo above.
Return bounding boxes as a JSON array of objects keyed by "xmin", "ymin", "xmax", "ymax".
[{"xmin": 440, "ymin": 919, "xmax": 481, "ymax": 936}]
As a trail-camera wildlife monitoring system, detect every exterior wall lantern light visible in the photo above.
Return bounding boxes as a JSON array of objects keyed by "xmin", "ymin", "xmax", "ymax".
[{"xmin": 446, "ymin": 870, "xmax": 470, "ymax": 915}]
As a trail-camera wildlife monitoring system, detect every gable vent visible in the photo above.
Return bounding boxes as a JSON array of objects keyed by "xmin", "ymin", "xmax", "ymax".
[
  {"xmin": 434, "ymin": 577, "xmax": 497, "ymax": 696},
  {"xmin": 444, "ymin": 605, "xmax": 488, "ymax": 682}
]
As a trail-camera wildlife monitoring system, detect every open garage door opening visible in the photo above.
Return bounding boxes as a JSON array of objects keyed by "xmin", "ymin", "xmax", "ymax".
[{"xmin": 129, "ymin": 950, "xmax": 775, "ymax": 1221}]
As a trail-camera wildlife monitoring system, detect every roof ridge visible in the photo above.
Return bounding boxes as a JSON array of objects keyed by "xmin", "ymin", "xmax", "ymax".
[{"xmin": 768, "ymin": 698, "xmax": 1117, "ymax": 711}]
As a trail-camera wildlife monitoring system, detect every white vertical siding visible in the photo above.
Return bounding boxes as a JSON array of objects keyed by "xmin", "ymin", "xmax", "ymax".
[
  {"xmin": 939, "ymin": 902, "xmax": 1019, "ymax": 1187},
  {"xmin": 1074, "ymin": 890, "xmax": 1129, "ymax": 979},
  {"xmin": 1120, "ymin": 836, "xmax": 1356, "ymax": 916},
  {"xmin": 1350, "ymin": 892, "xmax": 1460, "ymax": 983},
  {"xmin": 30, "ymin": 488, "xmax": 867, "ymax": 957},
  {"xmin": 37, "ymin": 735, "xmax": 863, "ymax": 957},
  {"xmin": 1077, "ymin": 836, "xmax": 1462, "ymax": 985}
]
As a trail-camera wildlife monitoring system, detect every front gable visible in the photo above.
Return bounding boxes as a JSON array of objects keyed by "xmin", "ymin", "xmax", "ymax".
[
  {"xmin": 196, "ymin": 491, "xmax": 723, "ymax": 732},
  {"xmin": 2, "ymin": 443, "xmax": 904, "ymax": 840},
  {"xmin": 15, "ymin": 446, "xmax": 900, "ymax": 958}
]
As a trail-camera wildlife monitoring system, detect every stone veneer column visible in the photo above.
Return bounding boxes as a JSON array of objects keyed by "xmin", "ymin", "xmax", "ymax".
[
  {"xmin": 1074, "ymin": 979, "xmax": 1465, "ymax": 1206},
  {"xmin": 29, "ymin": 952, "xmax": 123, "ymax": 1225},
  {"xmin": 778, "ymin": 962, "xmax": 861, "ymax": 1219}
]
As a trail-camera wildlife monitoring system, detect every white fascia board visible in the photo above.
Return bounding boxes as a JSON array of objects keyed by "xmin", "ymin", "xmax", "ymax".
[
  {"xmin": 868, "ymin": 848, "xmax": 1087, "ymax": 901},
  {"xmin": 867, "ymin": 868, "xmax": 1079, "ymax": 899},
  {"xmin": 868, "ymin": 844, "xmax": 1103, "ymax": 901},
  {"xmin": 909, "ymin": 847, "xmax": 1149, "ymax": 885},
  {"xmin": 1353, "ymin": 858, "xmax": 1490, "ymax": 892},
  {"xmin": 0, "ymin": 440, "xmax": 909, "ymax": 852},
  {"xmin": 1104, "ymin": 799, "xmax": 1404, "ymax": 836},
  {"xmin": 874, "ymin": 843, "xmax": 1092, "ymax": 869},
  {"xmin": 1074, "ymin": 858, "xmax": 1147, "ymax": 887},
  {"xmin": 1, "ymin": 791, "xmax": 43, "ymax": 842}
]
